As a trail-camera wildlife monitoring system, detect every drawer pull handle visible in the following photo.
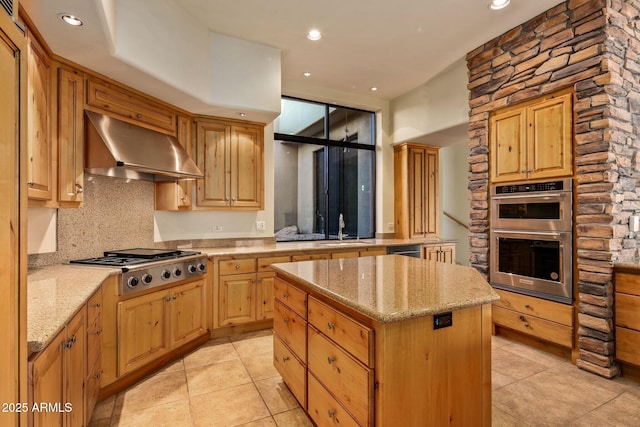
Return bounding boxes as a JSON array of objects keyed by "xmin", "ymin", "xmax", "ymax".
[
  {"xmin": 327, "ymin": 356, "xmax": 335, "ymax": 364},
  {"xmin": 328, "ymin": 410, "xmax": 335, "ymax": 418},
  {"xmin": 282, "ymin": 356, "xmax": 289, "ymax": 362},
  {"xmin": 282, "ymin": 292, "xmax": 289, "ymax": 298},
  {"xmin": 93, "ymin": 373, "xmax": 101, "ymax": 379},
  {"xmin": 235, "ymin": 264, "xmax": 241, "ymax": 270},
  {"xmin": 93, "ymin": 330, "xmax": 101, "ymax": 335},
  {"xmin": 327, "ymin": 322, "xmax": 335, "ymax": 330},
  {"xmin": 283, "ymin": 318, "xmax": 289, "ymax": 324},
  {"xmin": 93, "ymin": 303, "xmax": 101, "ymax": 308},
  {"xmin": 519, "ymin": 315, "xmax": 526, "ymax": 322},
  {"xmin": 524, "ymin": 304, "xmax": 530, "ymax": 309}
]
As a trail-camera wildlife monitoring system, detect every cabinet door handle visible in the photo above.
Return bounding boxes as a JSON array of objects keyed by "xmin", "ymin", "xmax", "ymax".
[
  {"xmin": 93, "ymin": 373, "xmax": 101, "ymax": 379},
  {"xmin": 93, "ymin": 303, "xmax": 101, "ymax": 308},
  {"xmin": 524, "ymin": 304, "xmax": 530, "ymax": 309},
  {"xmin": 93, "ymin": 329, "xmax": 101, "ymax": 335},
  {"xmin": 283, "ymin": 317, "xmax": 289, "ymax": 324},
  {"xmin": 328, "ymin": 410, "xmax": 335, "ymax": 418},
  {"xmin": 282, "ymin": 292, "xmax": 289, "ymax": 298},
  {"xmin": 282, "ymin": 356, "xmax": 289, "ymax": 362},
  {"xmin": 136, "ymin": 113, "xmax": 142, "ymax": 118},
  {"xmin": 327, "ymin": 322, "xmax": 335, "ymax": 330},
  {"xmin": 165, "ymin": 297, "xmax": 171, "ymax": 302},
  {"xmin": 327, "ymin": 356, "xmax": 335, "ymax": 364},
  {"xmin": 172, "ymin": 295, "xmax": 177, "ymax": 300}
]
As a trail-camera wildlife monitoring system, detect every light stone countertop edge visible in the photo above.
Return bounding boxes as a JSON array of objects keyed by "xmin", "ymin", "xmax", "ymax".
[{"xmin": 27, "ymin": 264, "xmax": 120, "ymax": 354}]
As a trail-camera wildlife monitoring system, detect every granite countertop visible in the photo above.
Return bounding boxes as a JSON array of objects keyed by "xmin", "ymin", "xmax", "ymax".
[
  {"xmin": 198, "ymin": 238, "xmax": 455, "ymax": 257},
  {"xmin": 27, "ymin": 264, "xmax": 119, "ymax": 354},
  {"xmin": 271, "ymin": 255, "xmax": 499, "ymax": 323}
]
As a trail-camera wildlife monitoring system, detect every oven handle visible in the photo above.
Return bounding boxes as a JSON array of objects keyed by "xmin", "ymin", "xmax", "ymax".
[
  {"xmin": 494, "ymin": 230, "xmax": 562, "ymax": 237},
  {"xmin": 490, "ymin": 193, "xmax": 567, "ymax": 200}
]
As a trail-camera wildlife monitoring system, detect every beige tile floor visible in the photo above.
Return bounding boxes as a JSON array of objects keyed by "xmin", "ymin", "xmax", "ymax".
[{"xmin": 90, "ymin": 330, "xmax": 640, "ymax": 426}]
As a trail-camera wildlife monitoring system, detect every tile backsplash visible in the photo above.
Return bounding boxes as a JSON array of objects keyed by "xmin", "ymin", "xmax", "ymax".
[{"xmin": 28, "ymin": 174, "xmax": 156, "ymax": 268}]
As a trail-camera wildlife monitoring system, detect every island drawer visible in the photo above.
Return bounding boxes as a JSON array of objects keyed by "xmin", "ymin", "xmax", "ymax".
[
  {"xmin": 274, "ymin": 278, "xmax": 307, "ymax": 318},
  {"xmin": 274, "ymin": 335, "xmax": 306, "ymax": 408},
  {"xmin": 307, "ymin": 326, "xmax": 373, "ymax": 427},
  {"xmin": 616, "ymin": 326, "xmax": 640, "ymax": 366},
  {"xmin": 616, "ymin": 293, "xmax": 640, "ymax": 331},
  {"xmin": 219, "ymin": 258, "xmax": 257, "ymax": 275},
  {"xmin": 493, "ymin": 289, "xmax": 573, "ymax": 326},
  {"xmin": 274, "ymin": 300, "xmax": 307, "ymax": 361},
  {"xmin": 616, "ymin": 272, "xmax": 640, "ymax": 296},
  {"xmin": 258, "ymin": 255, "xmax": 291, "ymax": 272},
  {"xmin": 308, "ymin": 296, "xmax": 373, "ymax": 366},
  {"xmin": 492, "ymin": 305, "xmax": 573, "ymax": 348},
  {"xmin": 307, "ymin": 372, "xmax": 359, "ymax": 427}
]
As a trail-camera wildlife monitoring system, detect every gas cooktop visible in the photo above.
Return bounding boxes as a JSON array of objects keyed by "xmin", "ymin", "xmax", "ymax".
[
  {"xmin": 70, "ymin": 248, "xmax": 202, "ymax": 267},
  {"xmin": 70, "ymin": 248, "xmax": 207, "ymax": 295}
]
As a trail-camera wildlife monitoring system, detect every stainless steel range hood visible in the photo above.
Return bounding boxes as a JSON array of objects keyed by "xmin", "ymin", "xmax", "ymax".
[{"xmin": 85, "ymin": 111, "xmax": 203, "ymax": 181}]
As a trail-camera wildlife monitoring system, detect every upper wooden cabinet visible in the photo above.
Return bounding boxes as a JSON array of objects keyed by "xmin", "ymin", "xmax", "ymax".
[
  {"xmin": 394, "ymin": 143, "xmax": 439, "ymax": 239},
  {"xmin": 56, "ymin": 65, "xmax": 85, "ymax": 206},
  {"xmin": 85, "ymin": 77, "xmax": 177, "ymax": 136},
  {"xmin": 490, "ymin": 90, "xmax": 573, "ymax": 183},
  {"xmin": 155, "ymin": 114, "xmax": 194, "ymax": 210},
  {"xmin": 26, "ymin": 30, "xmax": 53, "ymax": 202},
  {"xmin": 195, "ymin": 118, "xmax": 264, "ymax": 210}
]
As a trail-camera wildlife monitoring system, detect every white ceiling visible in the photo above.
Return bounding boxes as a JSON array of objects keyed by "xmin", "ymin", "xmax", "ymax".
[{"xmin": 21, "ymin": 0, "xmax": 563, "ymax": 106}]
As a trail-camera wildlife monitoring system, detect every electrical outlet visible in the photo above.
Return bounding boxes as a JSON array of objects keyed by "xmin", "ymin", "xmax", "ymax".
[
  {"xmin": 387, "ymin": 223, "xmax": 395, "ymax": 232},
  {"xmin": 256, "ymin": 221, "xmax": 266, "ymax": 231},
  {"xmin": 212, "ymin": 225, "xmax": 223, "ymax": 232}
]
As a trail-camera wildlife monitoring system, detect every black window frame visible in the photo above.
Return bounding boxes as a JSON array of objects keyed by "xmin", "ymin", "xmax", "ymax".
[{"xmin": 274, "ymin": 96, "xmax": 377, "ymax": 240}]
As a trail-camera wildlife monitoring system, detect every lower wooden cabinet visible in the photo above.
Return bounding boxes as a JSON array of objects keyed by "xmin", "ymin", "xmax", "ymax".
[
  {"xmin": 492, "ymin": 289, "xmax": 573, "ymax": 348},
  {"xmin": 118, "ymin": 279, "xmax": 207, "ymax": 376},
  {"xmin": 29, "ymin": 309, "xmax": 86, "ymax": 427},
  {"xmin": 615, "ymin": 270, "xmax": 640, "ymax": 366},
  {"xmin": 423, "ymin": 243, "xmax": 455, "ymax": 263},
  {"xmin": 86, "ymin": 290, "xmax": 102, "ymax": 423}
]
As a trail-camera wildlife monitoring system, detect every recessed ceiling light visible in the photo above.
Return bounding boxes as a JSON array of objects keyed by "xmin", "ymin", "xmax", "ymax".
[
  {"xmin": 59, "ymin": 13, "xmax": 83, "ymax": 26},
  {"xmin": 489, "ymin": 0, "xmax": 510, "ymax": 10},
  {"xmin": 307, "ymin": 29, "xmax": 322, "ymax": 41},
  {"xmin": 303, "ymin": 72, "xmax": 311, "ymax": 77},
  {"xmin": 370, "ymin": 87, "xmax": 378, "ymax": 91}
]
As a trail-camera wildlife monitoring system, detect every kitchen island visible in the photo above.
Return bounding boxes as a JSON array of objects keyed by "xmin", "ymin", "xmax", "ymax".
[{"xmin": 271, "ymin": 255, "xmax": 498, "ymax": 427}]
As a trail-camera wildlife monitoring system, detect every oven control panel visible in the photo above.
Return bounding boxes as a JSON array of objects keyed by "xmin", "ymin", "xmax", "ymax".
[
  {"xmin": 493, "ymin": 179, "xmax": 569, "ymax": 194},
  {"xmin": 120, "ymin": 255, "xmax": 207, "ymax": 295}
]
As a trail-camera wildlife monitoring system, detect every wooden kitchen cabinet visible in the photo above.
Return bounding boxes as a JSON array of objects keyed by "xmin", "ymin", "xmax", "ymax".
[
  {"xmin": 170, "ymin": 279, "xmax": 207, "ymax": 347},
  {"xmin": 155, "ymin": 113, "xmax": 194, "ymax": 210},
  {"xmin": 30, "ymin": 309, "xmax": 86, "ymax": 427},
  {"xmin": 117, "ymin": 280, "xmax": 208, "ymax": 376},
  {"xmin": 423, "ymin": 243, "xmax": 456, "ymax": 264},
  {"xmin": 615, "ymin": 270, "xmax": 640, "ymax": 367},
  {"xmin": 56, "ymin": 65, "xmax": 85, "ymax": 206},
  {"xmin": 85, "ymin": 77, "xmax": 177, "ymax": 135},
  {"xmin": 86, "ymin": 290, "xmax": 102, "ymax": 425},
  {"xmin": 394, "ymin": 142, "xmax": 439, "ymax": 239},
  {"xmin": 118, "ymin": 289, "xmax": 171, "ymax": 376},
  {"xmin": 490, "ymin": 90, "xmax": 573, "ymax": 183},
  {"xmin": 26, "ymin": 29, "xmax": 53, "ymax": 202},
  {"xmin": 492, "ymin": 288, "xmax": 573, "ymax": 348},
  {"xmin": 195, "ymin": 118, "xmax": 264, "ymax": 210}
]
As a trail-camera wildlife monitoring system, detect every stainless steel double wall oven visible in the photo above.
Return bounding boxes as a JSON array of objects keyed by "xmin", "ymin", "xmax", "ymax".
[{"xmin": 490, "ymin": 179, "xmax": 573, "ymax": 304}]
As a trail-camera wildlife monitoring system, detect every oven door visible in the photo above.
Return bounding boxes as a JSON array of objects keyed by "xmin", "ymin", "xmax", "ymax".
[
  {"xmin": 490, "ymin": 229, "xmax": 572, "ymax": 304},
  {"xmin": 491, "ymin": 192, "xmax": 572, "ymax": 231}
]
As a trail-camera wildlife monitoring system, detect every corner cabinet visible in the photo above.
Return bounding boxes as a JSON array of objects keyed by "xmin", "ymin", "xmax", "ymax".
[
  {"xmin": 394, "ymin": 143, "xmax": 439, "ymax": 239},
  {"xmin": 490, "ymin": 90, "xmax": 573, "ymax": 183},
  {"xmin": 155, "ymin": 114, "xmax": 194, "ymax": 210},
  {"xmin": 195, "ymin": 118, "xmax": 264, "ymax": 210}
]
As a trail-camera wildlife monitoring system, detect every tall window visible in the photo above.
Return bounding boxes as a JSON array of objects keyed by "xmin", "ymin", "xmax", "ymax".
[{"xmin": 273, "ymin": 97, "xmax": 376, "ymax": 241}]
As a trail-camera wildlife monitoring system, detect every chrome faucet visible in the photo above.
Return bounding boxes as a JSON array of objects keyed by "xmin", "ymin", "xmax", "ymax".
[{"xmin": 338, "ymin": 213, "xmax": 345, "ymax": 240}]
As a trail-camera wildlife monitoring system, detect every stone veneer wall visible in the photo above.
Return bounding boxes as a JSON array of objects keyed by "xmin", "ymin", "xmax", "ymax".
[{"xmin": 466, "ymin": 0, "xmax": 640, "ymax": 378}]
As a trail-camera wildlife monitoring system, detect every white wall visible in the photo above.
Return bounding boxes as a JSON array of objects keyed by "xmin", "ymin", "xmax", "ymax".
[
  {"xmin": 390, "ymin": 58, "xmax": 468, "ymax": 144},
  {"xmin": 439, "ymin": 141, "xmax": 470, "ymax": 265}
]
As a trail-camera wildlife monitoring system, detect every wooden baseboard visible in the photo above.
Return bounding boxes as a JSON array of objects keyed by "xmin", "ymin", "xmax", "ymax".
[
  {"xmin": 97, "ymin": 333, "xmax": 210, "ymax": 401},
  {"xmin": 494, "ymin": 325, "xmax": 573, "ymax": 361},
  {"xmin": 210, "ymin": 319, "xmax": 273, "ymax": 339}
]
